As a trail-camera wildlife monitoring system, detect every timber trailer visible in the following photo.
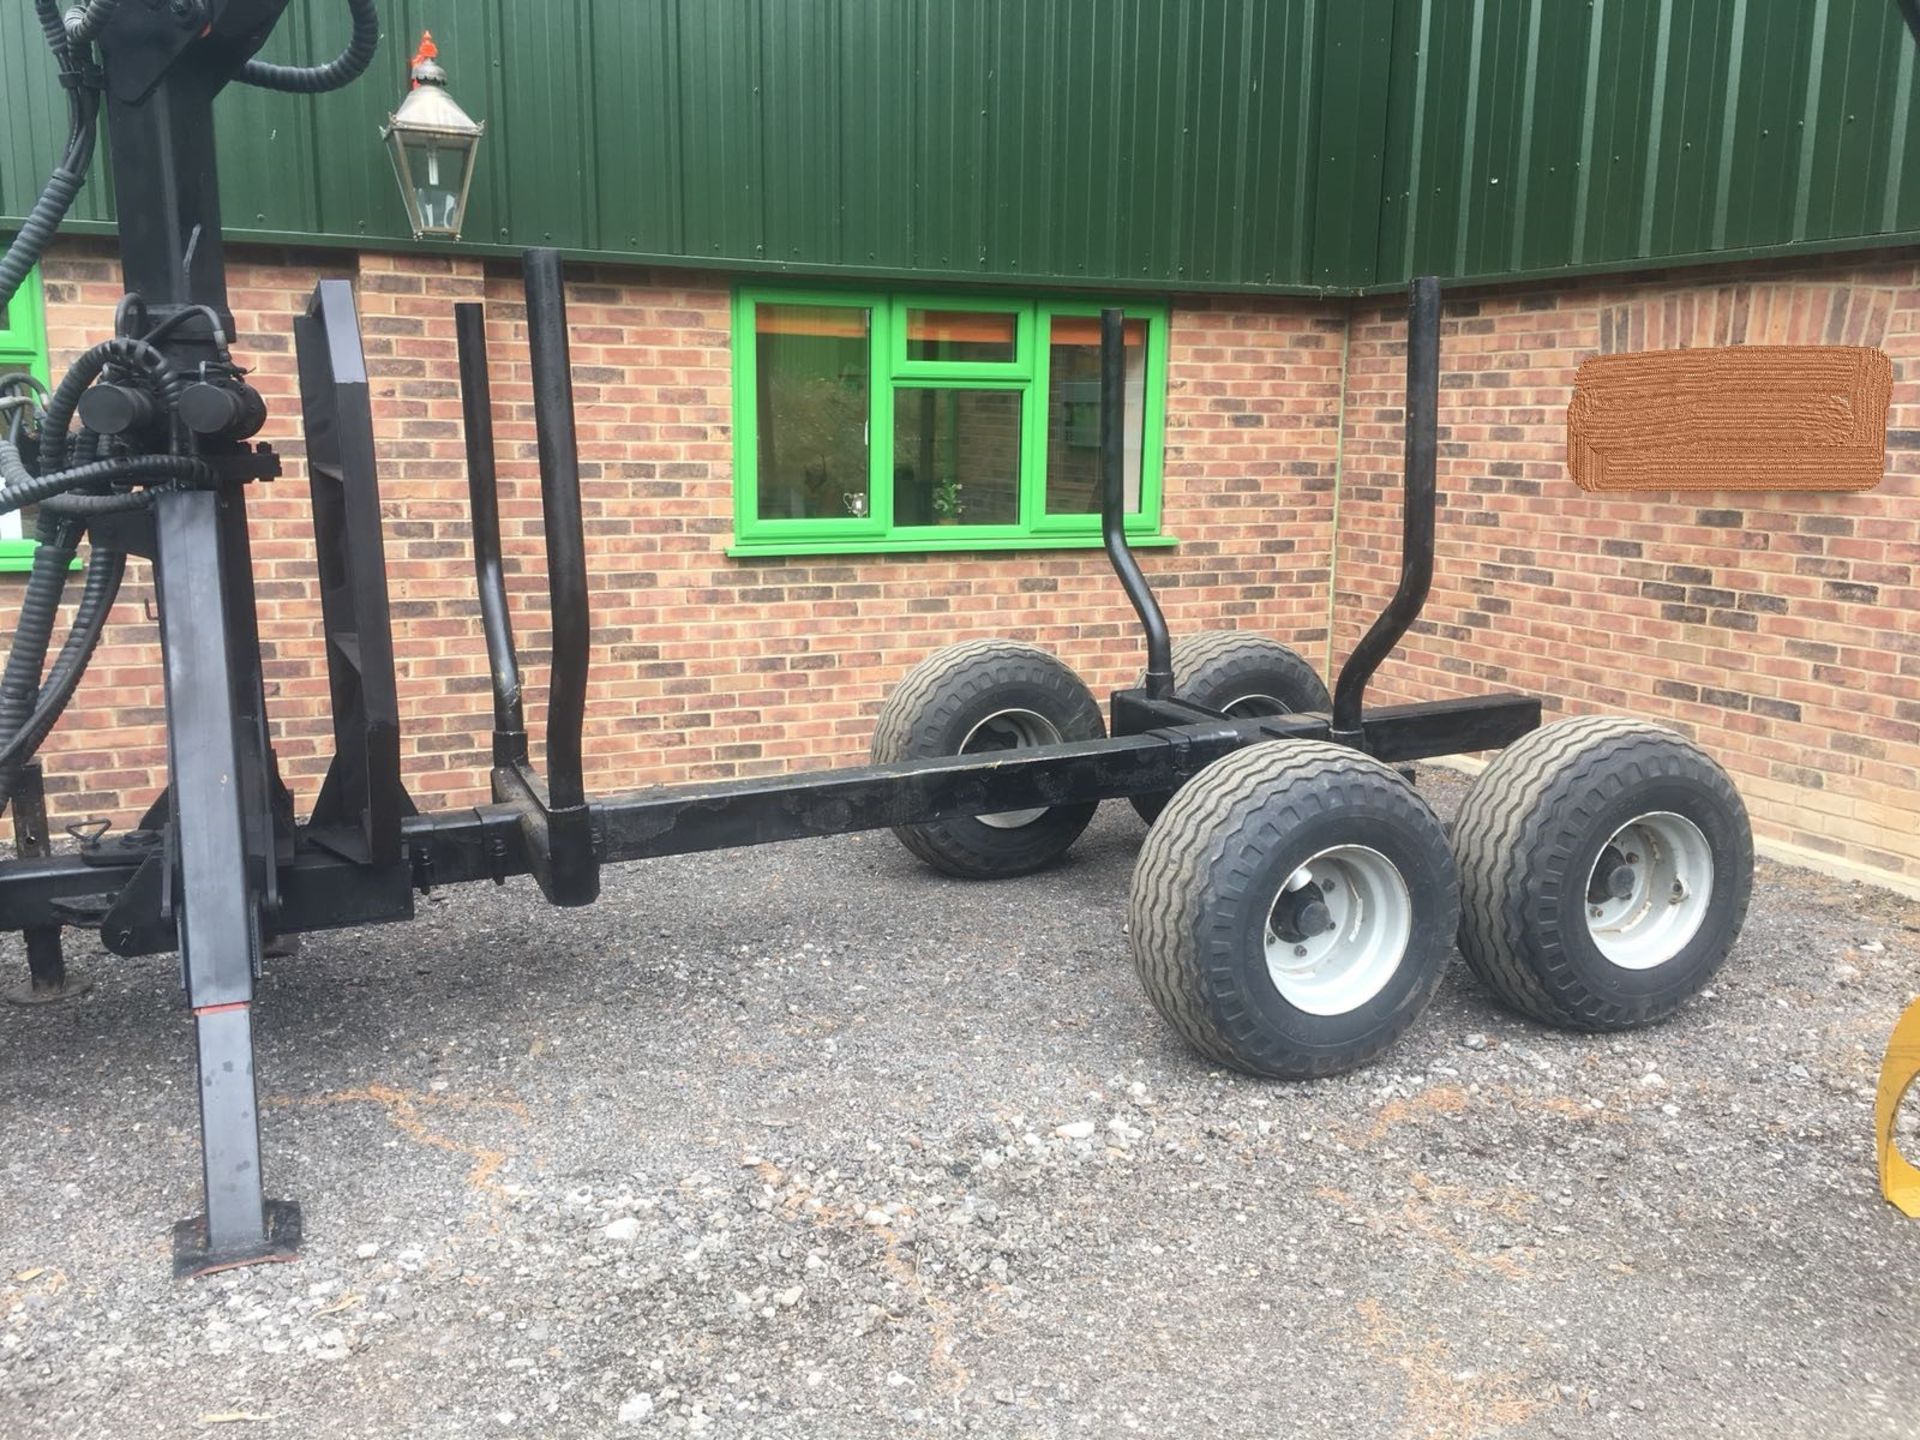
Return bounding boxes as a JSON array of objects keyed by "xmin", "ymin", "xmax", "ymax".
[{"xmin": 0, "ymin": 0, "xmax": 1754, "ymax": 1277}]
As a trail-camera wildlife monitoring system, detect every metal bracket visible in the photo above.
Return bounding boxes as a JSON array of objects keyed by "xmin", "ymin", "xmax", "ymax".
[
  {"xmin": 100, "ymin": 850, "xmax": 173, "ymax": 955},
  {"xmin": 297, "ymin": 280, "xmax": 409, "ymax": 869},
  {"xmin": 411, "ymin": 841, "xmax": 435, "ymax": 896}
]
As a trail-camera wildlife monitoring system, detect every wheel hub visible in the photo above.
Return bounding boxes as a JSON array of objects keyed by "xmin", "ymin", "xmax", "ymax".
[
  {"xmin": 1583, "ymin": 812, "xmax": 1714, "ymax": 970},
  {"xmin": 1262, "ymin": 846, "xmax": 1411, "ymax": 1016},
  {"xmin": 959, "ymin": 708, "xmax": 1062, "ymax": 829},
  {"xmin": 1588, "ymin": 844, "xmax": 1637, "ymax": 902}
]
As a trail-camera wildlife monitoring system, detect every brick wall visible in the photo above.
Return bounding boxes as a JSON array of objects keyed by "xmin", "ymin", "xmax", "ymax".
[
  {"xmin": 1334, "ymin": 251, "xmax": 1920, "ymax": 889},
  {"xmin": 10, "ymin": 239, "xmax": 1915, "ymax": 889},
  {"xmin": 17, "ymin": 240, "xmax": 1344, "ymax": 820}
]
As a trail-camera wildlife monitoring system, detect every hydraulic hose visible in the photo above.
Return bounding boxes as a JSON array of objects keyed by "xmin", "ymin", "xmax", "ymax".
[
  {"xmin": 0, "ymin": 1, "xmax": 102, "ymax": 316},
  {"xmin": 60, "ymin": 0, "xmax": 123, "ymax": 44},
  {"xmin": 32, "ymin": 547, "xmax": 121, "ymax": 723},
  {"xmin": 238, "ymin": 0, "xmax": 379, "ymax": 94},
  {"xmin": 39, "ymin": 488, "xmax": 157, "ymax": 515},
  {"xmin": 0, "ymin": 340, "xmax": 198, "ymax": 807},
  {"xmin": 0, "ymin": 373, "xmax": 49, "ymax": 406},
  {"xmin": 39, "ymin": 487, "xmax": 156, "ymax": 514},
  {"xmin": 0, "ymin": 448, "xmax": 208, "ymax": 512},
  {"xmin": 0, "ymin": 546, "xmax": 124, "ymax": 808},
  {"xmin": 0, "ymin": 447, "xmax": 154, "ymax": 807},
  {"xmin": 67, "ymin": 424, "xmax": 98, "ymax": 467},
  {"xmin": 0, "ymin": 428, "xmax": 191, "ymax": 810},
  {"xmin": 37, "ymin": 336, "xmax": 185, "ymax": 472},
  {"xmin": 0, "ymin": 139, "xmax": 94, "ymax": 314},
  {"xmin": 33, "ymin": 0, "xmax": 66, "ymax": 50},
  {"xmin": 0, "ymin": 0, "xmax": 375, "ymax": 812},
  {"xmin": 0, "ymin": 513, "xmax": 82, "ymax": 780}
]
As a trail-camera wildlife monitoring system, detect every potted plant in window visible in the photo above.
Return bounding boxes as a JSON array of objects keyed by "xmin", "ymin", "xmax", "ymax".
[{"xmin": 933, "ymin": 475, "xmax": 964, "ymax": 525}]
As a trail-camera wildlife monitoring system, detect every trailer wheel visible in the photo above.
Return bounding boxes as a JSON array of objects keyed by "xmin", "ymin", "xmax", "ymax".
[
  {"xmin": 872, "ymin": 639, "xmax": 1105, "ymax": 878},
  {"xmin": 1129, "ymin": 740, "xmax": 1456, "ymax": 1079},
  {"xmin": 1453, "ymin": 716, "xmax": 1752, "ymax": 1031},
  {"xmin": 1131, "ymin": 632, "xmax": 1332, "ymax": 822}
]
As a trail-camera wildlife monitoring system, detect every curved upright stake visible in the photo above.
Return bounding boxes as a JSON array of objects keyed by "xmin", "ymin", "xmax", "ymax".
[
  {"xmin": 1331, "ymin": 275, "xmax": 1440, "ymax": 742},
  {"xmin": 505, "ymin": 248, "xmax": 599, "ymax": 907},
  {"xmin": 523, "ymin": 248, "xmax": 590, "ymax": 814},
  {"xmin": 1099, "ymin": 307, "xmax": 1172, "ymax": 699},
  {"xmin": 454, "ymin": 301, "xmax": 527, "ymax": 768}
]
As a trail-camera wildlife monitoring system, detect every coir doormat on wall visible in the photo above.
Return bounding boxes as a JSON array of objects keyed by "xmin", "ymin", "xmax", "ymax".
[{"xmin": 1567, "ymin": 345, "xmax": 1891, "ymax": 493}]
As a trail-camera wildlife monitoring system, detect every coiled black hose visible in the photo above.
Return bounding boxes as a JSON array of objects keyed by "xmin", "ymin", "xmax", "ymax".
[
  {"xmin": 66, "ymin": 424, "xmax": 98, "ymax": 467},
  {"xmin": 0, "ymin": 513, "xmax": 82, "ymax": 784},
  {"xmin": 0, "ymin": 2, "xmax": 102, "ymax": 317},
  {"xmin": 37, "ymin": 336, "xmax": 185, "ymax": 472},
  {"xmin": 238, "ymin": 0, "xmax": 379, "ymax": 94},
  {"xmin": 0, "ymin": 147, "xmax": 93, "ymax": 312},
  {"xmin": 0, "ymin": 448, "xmax": 208, "ymax": 511},
  {"xmin": 27, "ymin": 546, "xmax": 121, "ymax": 740},
  {"xmin": 0, "ymin": 437, "xmax": 192, "ymax": 809},
  {"xmin": 60, "ymin": 0, "xmax": 123, "ymax": 44},
  {"xmin": 0, "ymin": 546, "xmax": 124, "ymax": 807},
  {"xmin": 40, "ymin": 489, "xmax": 157, "ymax": 515},
  {"xmin": 0, "ymin": 358, "xmax": 196, "ymax": 810},
  {"xmin": 34, "ymin": 0, "xmax": 65, "ymax": 49},
  {"xmin": 0, "ymin": 0, "xmax": 382, "ymax": 811}
]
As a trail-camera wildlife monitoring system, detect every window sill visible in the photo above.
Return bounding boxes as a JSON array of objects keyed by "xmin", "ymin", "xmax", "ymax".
[
  {"xmin": 0, "ymin": 543, "xmax": 58, "ymax": 575},
  {"xmin": 726, "ymin": 531, "xmax": 1179, "ymax": 559}
]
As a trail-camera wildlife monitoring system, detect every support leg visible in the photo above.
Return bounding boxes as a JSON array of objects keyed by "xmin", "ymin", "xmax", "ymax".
[
  {"xmin": 175, "ymin": 1005, "xmax": 300, "ymax": 1275},
  {"xmin": 5, "ymin": 763, "xmax": 85, "ymax": 1005},
  {"xmin": 153, "ymin": 489, "xmax": 299, "ymax": 1277}
]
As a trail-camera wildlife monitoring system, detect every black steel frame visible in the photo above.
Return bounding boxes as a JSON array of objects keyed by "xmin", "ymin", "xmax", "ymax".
[{"xmin": 2, "ymin": 9, "xmax": 1542, "ymax": 1276}]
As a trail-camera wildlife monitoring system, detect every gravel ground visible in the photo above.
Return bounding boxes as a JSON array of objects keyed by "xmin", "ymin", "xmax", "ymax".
[{"xmin": 2, "ymin": 768, "xmax": 1918, "ymax": 1439}]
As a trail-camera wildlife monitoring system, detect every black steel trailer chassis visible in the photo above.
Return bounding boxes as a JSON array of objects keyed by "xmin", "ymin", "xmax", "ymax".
[{"xmin": 0, "ymin": 1, "xmax": 1539, "ymax": 1275}]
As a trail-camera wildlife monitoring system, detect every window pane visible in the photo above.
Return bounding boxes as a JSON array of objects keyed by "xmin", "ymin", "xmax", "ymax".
[
  {"xmin": 0, "ymin": 370, "xmax": 30, "ymax": 541},
  {"xmin": 1044, "ymin": 315, "xmax": 1146, "ymax": 514},
  {"xmin": 892, "ymin": 388, "xmax": 1022, "ymax": 526},
  {"xmin": 754, "ymin": 304, "xmax": 871, "ymax": 521},
  {"xmin": 906, "ymin": 309, "xmax": 1017, "ymax": 364}
]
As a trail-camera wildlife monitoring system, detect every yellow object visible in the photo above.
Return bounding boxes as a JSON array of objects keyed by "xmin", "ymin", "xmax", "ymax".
[{"xmin": 1878, "ymin": 997, "xmax": 1920, "ymax": 1218}]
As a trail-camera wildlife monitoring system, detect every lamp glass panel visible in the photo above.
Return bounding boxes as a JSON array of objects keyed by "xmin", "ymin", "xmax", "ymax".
[{"xmin": 400, "ymin": 133, "xmax": 472, "ymax": 235}]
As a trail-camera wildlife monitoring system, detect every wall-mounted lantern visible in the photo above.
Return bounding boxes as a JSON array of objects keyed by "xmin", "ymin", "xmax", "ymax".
[{"xmin": 381, "ymin": 32, "xmax": 485, "ymax": 240}]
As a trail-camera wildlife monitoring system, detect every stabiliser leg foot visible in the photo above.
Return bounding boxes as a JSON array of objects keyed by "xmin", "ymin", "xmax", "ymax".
[
  {"xmin": 173, "ymin": 1199, "xmax": 302, "ymax": 1280},
  {"xmin": 5, "ymin": 931, "xmax": 90, "ymax": 1005},
  {"xmin": 6, "ymin": 766, "xmax": 85, "ymax": 1004}
]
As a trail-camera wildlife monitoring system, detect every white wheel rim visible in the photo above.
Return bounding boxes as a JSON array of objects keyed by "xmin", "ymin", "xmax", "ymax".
[
  {"xmin": 1262, "ymin": 845, "xmax": 1411, "ymax": 1016},
  {"xmin": 1583, "ymin": 811, "xmax": 1715, "ymax": 970},
  {"xmin": 1220, "ymin": 693, "xmax": 1287, "ymax": 718},
  {"xmin": 959, "ymin": 708, "xmax": 1062, "ymax": 829}
]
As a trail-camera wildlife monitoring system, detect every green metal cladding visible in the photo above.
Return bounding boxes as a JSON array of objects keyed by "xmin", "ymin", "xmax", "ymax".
[{"xmin": 3, "ymin": 0, "xmax": 1917, "ymax": 294}]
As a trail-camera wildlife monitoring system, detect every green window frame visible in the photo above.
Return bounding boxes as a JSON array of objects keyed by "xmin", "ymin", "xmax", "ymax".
[
  {"xmin": 729, "ymin": 286, "xmax": 1173, "ymax": 557},
  {"xmin": 0, "ymin": 268, "xmax": 50, "ymax": 574}
]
